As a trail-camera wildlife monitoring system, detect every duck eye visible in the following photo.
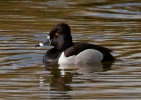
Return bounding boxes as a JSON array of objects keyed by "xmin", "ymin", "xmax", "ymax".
[{"xmin": 55, "ymin": 32, "xmax": 58, "ymax": 36}]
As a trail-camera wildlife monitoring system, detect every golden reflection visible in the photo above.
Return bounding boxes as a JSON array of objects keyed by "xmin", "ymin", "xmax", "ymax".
[{"xmin": 0, "ymin": 0, "xmax": 141, "ymax": 99}]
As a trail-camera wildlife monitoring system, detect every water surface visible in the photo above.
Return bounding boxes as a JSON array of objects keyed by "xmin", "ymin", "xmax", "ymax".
[{"xmin": 0, "ymin": 0, "xmax": 141, "ymax": 99}]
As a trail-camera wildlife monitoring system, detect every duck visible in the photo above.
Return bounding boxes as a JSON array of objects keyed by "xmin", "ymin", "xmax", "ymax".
[{"xmin": 35, "ymin": 23, "xmax": 115, "ymax": 64}]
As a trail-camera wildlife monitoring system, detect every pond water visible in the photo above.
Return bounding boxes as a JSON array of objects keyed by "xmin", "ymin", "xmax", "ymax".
[{"xmin": 0, "ymin": 0, "xmax": 141, "ymax": 99}]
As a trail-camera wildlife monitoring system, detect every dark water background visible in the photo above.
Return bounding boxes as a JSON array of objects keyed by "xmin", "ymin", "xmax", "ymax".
[{"xmin": 0, "ymin": 0, "xmax": 141, "ymax": 99}]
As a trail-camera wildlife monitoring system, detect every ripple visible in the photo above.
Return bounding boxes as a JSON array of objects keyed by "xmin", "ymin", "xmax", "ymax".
[
  {"xmin": 99, "ymin": 3, "xmax": 141, "ymax": 8},
  {"xmin": 76, "ymin": 11, "xmax": 141, "ymax": 19},
  {"xmin": 83, "ymin": 3, "xmax": 141, "ymax": 19}
]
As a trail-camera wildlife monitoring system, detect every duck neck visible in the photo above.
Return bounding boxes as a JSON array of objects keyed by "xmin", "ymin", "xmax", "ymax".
[{"xmin": 58, "ymin": 41, "xmax": 73, "ymax": 51}]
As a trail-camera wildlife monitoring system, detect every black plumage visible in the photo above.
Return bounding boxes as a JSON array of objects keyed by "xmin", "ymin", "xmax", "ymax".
[{"xmin": 36, "ymin": 23, "xmax": 115, "ymax": 64}]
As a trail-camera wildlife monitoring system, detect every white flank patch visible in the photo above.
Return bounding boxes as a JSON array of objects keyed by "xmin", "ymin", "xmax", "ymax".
[
  {"xmin": 58, "ymin": 49, "xmax": 103, "ymax": 64},
  {"xmin": 39, "ymin": 43, "xmax": 44, "ymax": 46}
]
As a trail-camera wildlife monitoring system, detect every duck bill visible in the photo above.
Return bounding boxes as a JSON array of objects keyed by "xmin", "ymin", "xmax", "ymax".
[{"xmin": 35, "ymin": 36, "xmax": 50, "ymax": 47}]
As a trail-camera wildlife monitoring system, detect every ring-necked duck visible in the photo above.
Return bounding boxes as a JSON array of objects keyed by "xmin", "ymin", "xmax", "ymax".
[{"xmin": 35, "ymin": 23, "xmax": 115, "ymax": 64}]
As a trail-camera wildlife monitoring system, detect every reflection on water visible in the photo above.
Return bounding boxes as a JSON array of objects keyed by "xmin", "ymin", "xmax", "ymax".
[
  {"xmin": 0, "ymin": 0, "xmax": 141, "ymax": 99},
  {"xmin": 42, "ymin": 62, "xmax": 112, "ymax": 99}
]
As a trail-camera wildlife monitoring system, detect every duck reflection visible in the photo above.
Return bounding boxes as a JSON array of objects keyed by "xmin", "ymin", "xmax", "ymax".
[{"xmin": 39, "ymin": 62, "xmax": 113, "ymax": 99}]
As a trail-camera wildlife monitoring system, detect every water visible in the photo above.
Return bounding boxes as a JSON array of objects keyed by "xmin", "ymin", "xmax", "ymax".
[{"xmin": 0, "ymin": 0, "xmax": 141, "ymax": 99}]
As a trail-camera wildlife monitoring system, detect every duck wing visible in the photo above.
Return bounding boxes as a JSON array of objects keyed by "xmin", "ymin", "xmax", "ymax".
[{"xmin": 64, "ymin": 42, "xmax": 115, "ymax": 62}]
